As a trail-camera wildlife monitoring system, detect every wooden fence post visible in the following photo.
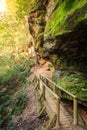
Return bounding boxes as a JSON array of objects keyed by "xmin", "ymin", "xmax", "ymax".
[
  {"xmin": 43, "ymin": 85, "xmax": 45, "ymax": 100},
  {"xmin": 41, "ymin": 76, "xmax": 45, "ymax": 100},
  {"xmin": 53, "ymin": 85, "xmax": 56, "ymax": 93},
  {"xmin": 73, "ymin": 96, "xmax": 78, "ymax": 125},
  {"xmin": 35, "ymin": 76, "xmax": 39, "ymax": 90},
  {"xmin": 56, "ymin": 97, "xmax": 60, "ymax": 128}
]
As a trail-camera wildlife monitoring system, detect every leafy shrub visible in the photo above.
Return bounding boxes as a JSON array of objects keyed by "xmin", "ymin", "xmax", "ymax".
[
  {"xmin": 0, "ymin": 55, "xmax": 30, "ymax": 129},
  {"xmin": 12, "ymin": 89, "xmax": 26, "ymax": 115}
]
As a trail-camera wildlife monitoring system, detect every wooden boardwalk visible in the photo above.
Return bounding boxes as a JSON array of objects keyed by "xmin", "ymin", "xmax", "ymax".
[
  {"xmin": 32, "ymin": 61, "xmax": 87, "ymax": 130},
  {"xmin": 35, "ymin": 77, "xmax": 87, "ymax": 130},
  {"xmin": 37, "ymin": 85, "xmax": 87, "ymax": 130},
  {"xmin": 45, "ymin": 88, "xmax": 72, "ymax": 130}
]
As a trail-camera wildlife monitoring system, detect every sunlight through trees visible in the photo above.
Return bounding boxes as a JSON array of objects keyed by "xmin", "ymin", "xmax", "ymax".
[{"xmin": 0, "ymin": 0, "xmax": 6, "ymax": 12}]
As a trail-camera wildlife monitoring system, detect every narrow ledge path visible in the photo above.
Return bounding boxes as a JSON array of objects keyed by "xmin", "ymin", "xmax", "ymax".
[
  {"xmin": 31, "ymin": 59, "xmax": 87, "ymax": 130},
  {"xmin": 14, "ymin": 83, "xmax": 45, "ymax": 130},
  {"xmin": 14, "ymin": 58, "xmax": 87, "ymax": 130}
]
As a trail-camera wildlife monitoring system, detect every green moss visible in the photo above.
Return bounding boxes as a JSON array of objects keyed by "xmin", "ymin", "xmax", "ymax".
[
  {"xmin": 45, "ymin": 0, "xmax": 87, "ymax": 38},
  {"xmin": 57, "ymin": 73, "xmax": 87, "ymax": 101},
  {"xmin": 76, "ymin": 12, "xmax": 86, "ymax": 22},
  {"xmin": 32, "ymin": 0, "xmax": 37, "ymax": 7}
]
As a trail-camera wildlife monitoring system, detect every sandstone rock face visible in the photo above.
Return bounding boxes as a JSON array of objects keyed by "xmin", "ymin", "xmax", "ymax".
[
  {"xmin": 28, "ymin": 0, "xmax": 87, "ymax": 104},
  {"xmin": 28, "ymin": 0, "xmax": 48, "ymax": 49},
  {"xmin": 28, "ymin": 0, "xmax": 87, "ymax": 71},
  {"xmin": 43, "ymin": 0, "xmax": 87, "ymax": 72}
]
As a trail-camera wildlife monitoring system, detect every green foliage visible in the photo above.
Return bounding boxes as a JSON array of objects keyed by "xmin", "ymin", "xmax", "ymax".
[
  {"xmin": 0, "ymin": 55, "xmax": 30, "ymax": 85},
  {"xmin": 0, "ymin": 1, "xmax": 30, "ymax": 129},
  {"xmin": 76, "ymin": 12, "xmax": 85, "ymax": 22},
  {"xmin": 12, "ymin": 89, "xmax": 26, "ymax": 114},
  {"xmin": 45, "ymin": 0, "xmax": 87, "ymax": 38},
  {"xmin": 0, "ymin": 57, "xmax": 29, "ymax": 129},
  {"xmin": 32, "ymin": 0, "xmax": 38, "ymax": 7},
  {"xmin": 0, "ymin": 89, "xmax": 26, "ymax": 129},
  {"xmin": 20, "ymin": 128, "xmax": 27, "ymax": 130},
  {"xmin": 16, "ymin": 0, "xmax": 31, "ymax": 19},
  {"xmin": 0, "ymin": 55, "xmax": 29, "ymax": 129},
  {"xmin": 57, "ymin": 73, "xmax": 87, "ymax": 101}
]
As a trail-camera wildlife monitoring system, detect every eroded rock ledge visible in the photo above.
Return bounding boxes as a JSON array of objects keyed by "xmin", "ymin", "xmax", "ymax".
[{"xmin": 28, "ymin": 0, "xmax": 87, "ymax": 105}]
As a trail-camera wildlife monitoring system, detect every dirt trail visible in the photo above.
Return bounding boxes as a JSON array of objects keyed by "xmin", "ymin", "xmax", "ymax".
[
  {"xmin": 13, "ymin": 59, "xmax": 54, "ymax": 130},
  {"xmin": 30, "ymin": 58, "xmax": 54, "ymax": 77},
  {"xmin": 13, "ymin": 58, "xmax": 87, "ymax": 130},
  {"xmin": 14, "ymin": 84, "xmax": 43, "ymax": 130}
]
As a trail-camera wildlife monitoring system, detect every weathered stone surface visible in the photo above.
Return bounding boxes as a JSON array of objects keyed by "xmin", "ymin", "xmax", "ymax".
[
  {"xmin": 28, "ymin": 0, "xmax": 49, "ymax": 48},
  {"xmin": 52, "ymin": 70, "xmax": 62, "ymax": 83},
  {"xmin": 28, "ymin": 0, "xmax": 87, "ymax": 105}
]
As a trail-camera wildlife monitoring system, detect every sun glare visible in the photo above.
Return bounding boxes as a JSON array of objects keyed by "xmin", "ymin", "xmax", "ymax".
[{"xmin": 0, "ymin": 0, "xmax": 6, "ymax": 12}]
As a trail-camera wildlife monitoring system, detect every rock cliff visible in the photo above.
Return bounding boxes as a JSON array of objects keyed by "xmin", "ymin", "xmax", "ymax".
[{"xmin": 28, "ymin": 0, "xmax": 87, "ymax": 105}]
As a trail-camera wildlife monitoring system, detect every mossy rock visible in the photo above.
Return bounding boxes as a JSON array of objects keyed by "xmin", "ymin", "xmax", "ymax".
[
  {"xmin": 52, "ymin": 70, "xmax": 87, "ymax": 106},
  {"xmin": 45, "ymin": 0, "xmax": 87, "ymax": 38}
]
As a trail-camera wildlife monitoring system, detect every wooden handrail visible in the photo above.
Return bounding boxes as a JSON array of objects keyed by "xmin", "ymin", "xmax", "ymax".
[
  {"xmin": 37, "ymin": 76, "xmax": 60, "ymax": 128},
  {"xmin": 40, "ymin": 74, "xmax": 78, "ymax": 126},
  {"xmin": 41, "ymin": 75, "xmax": 76, "ymax": 98},
  {"xmin": 40, "ymin": 75, "xmax": 87, "ymax": 102},
  {"xmin": 39, "ymin": 78, "xmax": 60, "ymax": 100}
]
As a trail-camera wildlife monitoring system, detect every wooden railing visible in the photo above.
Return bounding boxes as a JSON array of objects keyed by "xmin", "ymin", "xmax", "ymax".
[
  {"xmin": 34, "ymin": 74, "xmax": 80, "ymax": 129},
  {"xmin": 34, "ymin": 75, "xmax": 60, "ymax": 129},
  {"xmin": 40, "ymin": 75, "xmax": 78, "ymax": 126},
  {"xmin": 39, "ymin": 77, "xmax": 60, "ymax": 127}
]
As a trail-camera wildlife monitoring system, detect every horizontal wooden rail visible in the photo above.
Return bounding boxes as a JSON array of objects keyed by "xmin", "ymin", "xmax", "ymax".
[
  {"xmin": 39, "ymin": 78, "xmax": 60, "ymax": 100},
  {"xmin": 40, "ymin": 74, "xmax": 79, "ymax": 126},
  {"xmin": 40, "ymin": 75, "xmax": 86, "ymax": 101},
  {"xmin": 41, "ymin": 75, "xmax": 76, "ymax": 98},
  {"xmin": 38, "ymin": 77, "xmax": 60, "ymax": 128}
]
